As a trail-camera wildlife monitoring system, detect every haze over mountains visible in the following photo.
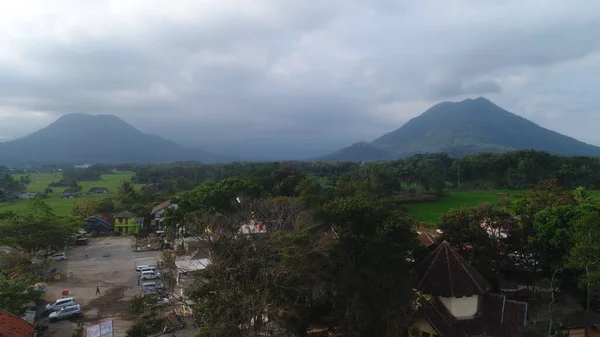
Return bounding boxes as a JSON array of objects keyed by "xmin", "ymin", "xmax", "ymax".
[
  {"xmin": 0, "ymin": 114, "xmax": 222, "ymax": 165},
  {"xmin": 1, "ymin": 97, "xmax": 599, "ymax": 165},
  {"xmin": 319, "ymin": 97, "xmax": 600, "ymax": 161}
]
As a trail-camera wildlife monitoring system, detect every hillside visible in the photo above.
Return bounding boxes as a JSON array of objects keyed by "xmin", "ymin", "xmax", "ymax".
[
  {"xmin": 323, "ymin": 97, "xmax": 600, "ymax": 160},
  {"xmin": 316, "ymin": 142, "xmax": 391, "ymax": 162},
  {"xmin": 0, "ymin": 114, "xmax": 222, "ymax": 164}
]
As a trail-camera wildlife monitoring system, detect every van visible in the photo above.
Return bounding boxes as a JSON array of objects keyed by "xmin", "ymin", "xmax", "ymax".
[{"xmin": 45, "ymin": 297, "xmax": 75, "ymax": 313}]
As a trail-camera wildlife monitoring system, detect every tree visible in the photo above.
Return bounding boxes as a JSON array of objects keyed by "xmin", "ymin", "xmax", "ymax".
[
  {"xmin": 567, "ymin": 203, "xmax": 600, "ymax": 337},
  {"xmin": 0, "ymin": 199, "xmax": 81, "ymax": 255},
  {"xmin": 0, "ymin": 253, "xmax": 44, "ymax": 315},
  {"xmin": 187, "ymin": 198, "xmax": 328, "ymax": 337},
  {"xmin": 116, "ymin": 181, "xmax": 139, "ymax": 204},
  {"xmin": 72, "ymin": 197, "xmax": 115, "ymax": 218},
  {"xmin": 440, "ymin": 203, "xmax": 515, "ymax": 285},
  {"xmin": 319, "ymin": 196, "xmax": 418, "ymax": 336}
]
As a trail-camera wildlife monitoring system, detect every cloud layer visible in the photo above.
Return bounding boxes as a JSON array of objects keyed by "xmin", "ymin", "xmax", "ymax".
[{"xmin": 2, "ymin": 0, "xmax": 600, "ymax": 159}]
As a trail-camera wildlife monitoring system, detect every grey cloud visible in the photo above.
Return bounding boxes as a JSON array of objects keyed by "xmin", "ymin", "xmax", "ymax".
[
  {"xmin": 1, "ymin": 0, "xmax": 600, "ymax": 159},
  {"xmin": 425, "ymin": 79, "xmax": 502, "ymax": 100}
]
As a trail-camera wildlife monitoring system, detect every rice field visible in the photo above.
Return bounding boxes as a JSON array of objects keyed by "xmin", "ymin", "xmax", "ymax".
[
  {"xmin": 0, "ymin": 172, "xmax": 142, "ymax": 215},
  {"xmin": 404, "ymin": 189, "xmax": 522, "ymax": 225}
]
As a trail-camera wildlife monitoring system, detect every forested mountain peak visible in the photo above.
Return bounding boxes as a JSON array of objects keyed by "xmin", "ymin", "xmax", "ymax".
[
  {"xmin": 0, "ymin": 113, "xmax": 221, "ymax": 165},
  {"xmin": 321, "ymin": 97, "xmax": 600, "ymax": 161}
]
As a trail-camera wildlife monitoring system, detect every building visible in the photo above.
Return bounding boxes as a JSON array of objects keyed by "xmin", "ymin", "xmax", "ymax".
[
  {"xmin": 88, "ymin": 187, "xmax": 110, "ymax": 194},
  {"xmin": 0, "ymin": 309, "xmax": 36, "ymax": 337},
  {"xmin": 17, "ymin": 192, "xmax": 40, "ymax": 199},
  {"xmin": 84, "ymin": 214, "xmax": 115, "ymax": 235},
  {"xmin": 61, "ymin": 187, "xmax": 80, "ymax": 198},
  {"xmin": 150, "ymin": 200, "xmax": 178, "ymax": 227},
  {"xmin": 113, "ymin": 211, "xmax": 139, "ymax": 234},
  {"xmin": 409, "ymin": 241, "xmax": 528, "ymax": 337}
]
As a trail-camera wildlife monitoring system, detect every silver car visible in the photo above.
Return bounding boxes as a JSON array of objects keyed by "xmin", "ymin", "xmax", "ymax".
[
  {"xmin": 45, "ymin": 297, "xmax": 75, "ymax": 313},
  {"xmin": 49, "ymin": 304, "xmax": 81, "ymax": 322}
]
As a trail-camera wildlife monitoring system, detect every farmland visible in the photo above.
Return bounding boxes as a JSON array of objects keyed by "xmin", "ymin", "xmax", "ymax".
[
  {"xmin": 0, "ymin": 172, "xmax": 141, "ymax": 215},
  {"xmin": 404, "ymin": 189, "xmax": 522, "ymax": 225}
]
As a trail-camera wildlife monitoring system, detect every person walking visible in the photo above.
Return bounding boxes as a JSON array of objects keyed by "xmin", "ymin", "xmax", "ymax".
[
  {"xmin": 95, "ymin": 285, "xmax": 101, "ymax": 295},
  {"xmin": 85, "ymin": 252, "xmax": 88, "ymax": 258}
]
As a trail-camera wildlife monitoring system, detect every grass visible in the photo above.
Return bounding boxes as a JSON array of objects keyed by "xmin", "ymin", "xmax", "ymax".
[
  {"xmin": 0, "ymin": 172, "xmax": 142, "ymax": 216},
  {"xmin": 404, "ymin": 190, "xmax": 523, "ymax": 225}
]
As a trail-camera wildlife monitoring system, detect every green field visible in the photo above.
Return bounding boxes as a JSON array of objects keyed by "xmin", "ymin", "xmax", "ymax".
[
  {"xmin": 404, "ymin": 190, "xmax": 522, "ymax": 225},
  {"xmin": 0, "ymin": 172, "xmax": 141, "ymax": 215}
]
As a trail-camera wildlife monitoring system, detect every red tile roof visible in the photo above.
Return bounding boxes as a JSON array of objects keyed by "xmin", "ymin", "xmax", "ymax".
[
  {"xmin": 413, "ymin": 241, "xmax": 491, "ymax": 297},
  {"xmin": 95, "ymin": 213, "xmax": 115, "ymax": 226},
  {"xmin": 151, "ymin": 200, "xmax": 171, "ymax": 215},
  {"xmin": 0, "ymin": 310, "xmax": 35, "ymax": 337},
  {"xmin": 417, "ymin": 231, "xmax": 438, "ymax": 247},
  {"xmin": 420, "ymin": 294, "xmax": 528, "ymax": 337}
]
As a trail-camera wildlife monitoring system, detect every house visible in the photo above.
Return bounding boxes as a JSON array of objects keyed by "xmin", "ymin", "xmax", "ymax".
[
  {"xmin": 173, "ymin": 257, "xmax": 211, "ymax": 316},
  {"xmin": 88, "ymin": 187, "xmax": 110, "ymax": 194},
  {"xmin": 558, "ymin": 311, "xmax": 600, "ymax": 337},
  {"xmin": 409, "ymin": 241, "xmax": 528, "ymax": 337},
  {"xmin": 113, "ymin": 211, "xmax": 139, "ymax": 234},
  {"xmin": 0, "ymin": 309, "xmax": 36, "ymax": 337},
  {"xmin": 84, "ymin": 214, "xmax": 115, "ymax": 235},
  {"xmin": 61, "ymin": 188, "xmax": 80, "ymax": 198},
  {"xmin": 150, "ymin": 200, "xmax": 178, "ymax": 226},
  {"xmin": 18, "ymin": 192, "xmax": 40, "ymax": 199}
]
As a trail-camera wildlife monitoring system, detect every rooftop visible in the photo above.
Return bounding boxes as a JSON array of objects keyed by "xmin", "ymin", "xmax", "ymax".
[
  {"xmin": 0, "ymin": 309, "xmax": 36, "ymax": 337},
  {"xmin": 413, "ymin": 241, "xmax": 490, "ymax": 297}
]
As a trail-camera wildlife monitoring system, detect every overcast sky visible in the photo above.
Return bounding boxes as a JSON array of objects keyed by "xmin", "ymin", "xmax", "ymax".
[{"xmin": 1, "ymin": 0, "xmax": 600, "ymax": 159}]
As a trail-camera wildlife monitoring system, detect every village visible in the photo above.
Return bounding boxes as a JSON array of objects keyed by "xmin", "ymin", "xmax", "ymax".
[{"xmin": 3, "ymin": 189, "xmax": 600, "ymax": 337}]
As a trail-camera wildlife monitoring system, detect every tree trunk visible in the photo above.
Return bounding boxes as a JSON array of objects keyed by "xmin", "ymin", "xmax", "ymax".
[
  {"xmin": 546, "ymin": 268, "xmax": 558, "ymax": 337},
  {"xmin": 586, "ymin": 266, "xmax": 590, "ymax": 337}
]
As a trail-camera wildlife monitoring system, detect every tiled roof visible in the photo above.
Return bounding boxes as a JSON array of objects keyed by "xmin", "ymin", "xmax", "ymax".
[
  {"xmin": 417, "ymin": 231, "xmax": 438, "ymax": 247},
  {"xmin": 151, "ymin": 200, "xmax": 171, "ymax": 215},
  {"xmin": 85, "ymin": 213, "xmax": 115, "ymax": 226},
  {"xmin": 413, "ymin": 241, "xmax": 491, "ymax": 297},
  {"xmin": 422, "ymin": 298, "xmax": 461, "ymax": 337},
  {"xmin": 0, "ymin": 309, "xmax": 35, "ymax": 337},
  {"xmin": 420, "ymin": 294, "xmax": 528, "ymax": 337}
]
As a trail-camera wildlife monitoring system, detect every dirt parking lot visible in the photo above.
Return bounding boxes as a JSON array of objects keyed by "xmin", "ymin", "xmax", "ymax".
[{"xmin": 42, "ymin": 236, "xmax": 162, "ymax": 336}]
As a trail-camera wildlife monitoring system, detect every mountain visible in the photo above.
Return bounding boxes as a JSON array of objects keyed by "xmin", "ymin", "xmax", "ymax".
[
  {"xmin": 321, "ymin": 97, "xmax": 600, "ymax": 161},
  {"xmin": 316, "ymin": 142, "xmax": 391, "ymax": 162},
  {"xmin": 0, "ymin": 114, "xmax": 223, "ymax": 164}
]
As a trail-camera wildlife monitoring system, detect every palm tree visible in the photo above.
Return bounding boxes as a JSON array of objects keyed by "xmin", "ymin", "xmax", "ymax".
[{"xmin": 574, "ymin": 186, "xmax": 591, "ymax": 204}]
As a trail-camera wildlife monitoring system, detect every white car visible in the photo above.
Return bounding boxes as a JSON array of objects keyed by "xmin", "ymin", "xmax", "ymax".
[
  {"xmin": 140, "ymin": 266, "xmax": 159, "ymax": 273},
  {"xmin": 50, "ymin": 253, "xmax": 67, "ymax": 261},
  {"xmin": 136, "ymin": 265, "xmax": 156, "ymax": 273},
  {"xmin": 140, "ymin": 270, "xmax": 159, "ymax": 280},
  {"xmin": 45, "ymin": 297, "xmax": 75, "ymax": 313},
  {"xmin": 49, "ymin": 304, "xmax": 81, "ymax": 322}
]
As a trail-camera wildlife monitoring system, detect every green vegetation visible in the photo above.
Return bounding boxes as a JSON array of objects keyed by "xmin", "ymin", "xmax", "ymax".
[
  {"xmin": 404, "ymin": 190, "xmax": 522, "ymax": 224},
  {"xmin": 0, "ymin": 172, "xmax": 141, "ymax": 215}
]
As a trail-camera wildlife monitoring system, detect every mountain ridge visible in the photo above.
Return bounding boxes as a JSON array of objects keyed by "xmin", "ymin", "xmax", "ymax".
[
  {"xmin": 319, "ymin": 97, "xmax": 600, "ymax": 161},
  {"xmin": 0, "ymin": 113, "xmax": 223, "ymax": 164}
]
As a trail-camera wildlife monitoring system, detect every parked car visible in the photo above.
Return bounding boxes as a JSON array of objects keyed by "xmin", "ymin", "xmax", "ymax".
[
  {"xmin": 45, "ymin": 297, "xmax": 75, "ymax": 313},
  {"xmin": 50, "ymin": 253, "xmax": 67, "ymax": 261},
  {"xmin": 135, "ymin": 265, "xmax": 156, "ymax": 273},
  {"xmin": 141, "ymin": 282, "xmax": 164, "ymax": 296},
  {"xmin": 140, "ymin": 270, "xmax": 159, "ymax": 280},
  {"xmin": 139, "ymin": 267, "xmax": 160, "ymax": 276},
  {"xmin": 48, "ymin": 304, "xmax": 81, "ymax": 322}
]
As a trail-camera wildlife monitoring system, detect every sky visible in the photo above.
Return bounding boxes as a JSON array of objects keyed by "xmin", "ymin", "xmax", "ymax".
[{"xmin": 1, "ymin": 0, "xmax": 600, "ymax": 160}]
